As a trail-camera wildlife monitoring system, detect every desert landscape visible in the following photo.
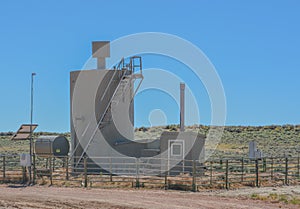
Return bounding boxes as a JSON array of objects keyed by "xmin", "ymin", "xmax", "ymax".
[
  {"xmin": 1, "ymin": 125, "xmax": 300, "ymax": 208},
  {"xmin": 1, "ymin": 1, "xmax": 300, "ymax": 208},
  {"xmin": 0, "ymin": 185, "xmax": 299, "ymax": 209}
]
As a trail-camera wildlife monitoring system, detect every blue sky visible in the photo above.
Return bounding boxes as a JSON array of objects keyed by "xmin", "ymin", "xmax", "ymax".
[{"xmin": 0, "ymin": 0, "xmax": 299, "ymax": 132}]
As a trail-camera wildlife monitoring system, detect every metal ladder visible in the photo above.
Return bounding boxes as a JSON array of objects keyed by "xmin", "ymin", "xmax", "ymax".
[{"xmin": 70, "ymin": 56, "xmax": 143, "ymax": 168}]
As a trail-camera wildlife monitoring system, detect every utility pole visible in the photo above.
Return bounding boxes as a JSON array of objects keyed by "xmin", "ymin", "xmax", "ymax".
[{"xmin": 29, "ymin": 72, "xmax": 36, "ymax": 184}]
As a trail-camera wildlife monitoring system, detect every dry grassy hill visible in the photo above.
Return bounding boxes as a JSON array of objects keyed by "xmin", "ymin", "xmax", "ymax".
[{"xmin": 1, "ymin": 125, "xmax": 299, "ymax": 158}]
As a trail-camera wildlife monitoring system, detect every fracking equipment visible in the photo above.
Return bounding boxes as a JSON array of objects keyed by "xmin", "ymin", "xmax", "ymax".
[
  {"xmin": 70, "ymin": 41, "xmax": 143, "ymax": 167},
  {"xmin": 70, "ymin": 41, "xmax": 205, "ymax": 174}
]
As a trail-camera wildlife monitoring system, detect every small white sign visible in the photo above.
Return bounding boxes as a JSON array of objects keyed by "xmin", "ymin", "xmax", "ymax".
[{"xmin": 20, "ymin": 153, "xmax": 31, "ymax": 167}]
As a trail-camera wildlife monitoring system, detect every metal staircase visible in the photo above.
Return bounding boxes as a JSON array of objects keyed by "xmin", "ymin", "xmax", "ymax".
[{"xmin": 70, "ymin": 56, "xmax": 143, "ymax": 168}]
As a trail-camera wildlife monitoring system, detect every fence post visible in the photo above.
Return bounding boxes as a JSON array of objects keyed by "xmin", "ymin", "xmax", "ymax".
[
  {"xmin": 255, "ymin": 159, "xmax": 259, "ymax": 187},
  {"xmin": 49, "ymin": 157, "xmax": 53, "ymax": 185},
  {"xmin": 22, "ymin": 167, "xmax": 26, "ymax": 183},
  {"xmin": 164, "ymin": 159, "xmax": 168, "ymax": 190},
  {"xmin": 135, "ymin": 158, "xmax": 140, "ymax": 188},
  {"xmin": 33, "ymin": 154, "xmax": 36, "ymax": 184},
  {"xmin": 84, "ymin": 156, "xmax": 88, "ymax": 188},
  {"xmin": 271, "ymin": 157, "xmax": 274, "ymax": 180},
  {"xmin": 52, "ymin": 158, "xmax": 55, "ymax": 172},
  {"xmin": 109, "ymin": 157, "xmax": 113, "ymax": 182},
  {"xmin": 241, "ymin": 158, "xmax": 244, "ymax": 182},
  {"xmin": 263, "ymin": 158, "xmax": 267, "ymax": 172},
  {"xmin": 225, "ymin": 160, "xmax": 229, "ymax": 190},
  {"xmin": 285, "ymin": 157, "xmax": 288, "ymax": 185},
  {"xmin": 210, "ymin": 161, "xmax": 213, "ymax": 185},
  {"xmin": 65, "ymin": 156, "xmax": 69, "ymax": 180},
  {"xmin": 192, "ymin": 160, "xmax": 197, "ymax": 192},
  {"xmin": 297, "ymin": 153, "xmax": 300, "ymax": 178},
  {"xmin": 220, "ymin": 158, "xmax": 223, "ymax": 170},
  {"xmin": 2, "ymin": 156, "xmax": 6, "ymax": 181},
  {"xmin": 164, "ymin": 173, "xmax": 168, "ymax": 190}
]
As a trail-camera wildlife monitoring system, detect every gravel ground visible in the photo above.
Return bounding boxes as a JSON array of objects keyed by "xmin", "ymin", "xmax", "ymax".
[
  {"xmin": 198, "ymin": 185, "xmax": 300, "ymax": 197},
  {"xmin": 0, "ymin": 185, "xmax": 299, "ymax": 209}
]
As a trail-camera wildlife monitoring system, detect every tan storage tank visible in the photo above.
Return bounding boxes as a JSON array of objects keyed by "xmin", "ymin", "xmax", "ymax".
[{"xmin": 35, "ymin": 135, "xmax": 70, "ymax": 157}]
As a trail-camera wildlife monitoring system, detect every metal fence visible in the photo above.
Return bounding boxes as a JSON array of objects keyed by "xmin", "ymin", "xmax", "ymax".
[{"xmin": 0, "ymin": 154, "xmax": 299, "ymax": 191}]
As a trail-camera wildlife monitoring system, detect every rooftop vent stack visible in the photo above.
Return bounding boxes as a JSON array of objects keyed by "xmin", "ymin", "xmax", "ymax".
[
  {"xmin": 92, "ymin": 41, "xmax": 110, "ymax": 69},
  {"xmin": 180, "ymin": 82, "xmax": 185, "ymax": 132}
]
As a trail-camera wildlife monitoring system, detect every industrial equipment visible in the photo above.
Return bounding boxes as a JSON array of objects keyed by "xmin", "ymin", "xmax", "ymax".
[
  {"xmin": 35, "ymin": 135, "xmax": 70, "ymax": 157},
  {"xmin": 70, "ymin": 41, "xmax": 205, "ymax": 175}
]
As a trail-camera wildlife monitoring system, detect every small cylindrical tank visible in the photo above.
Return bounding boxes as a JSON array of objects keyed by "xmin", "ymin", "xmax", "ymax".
[{"xmin": 35, "ymin": 135, "xmax": 70, "ymax": 157}]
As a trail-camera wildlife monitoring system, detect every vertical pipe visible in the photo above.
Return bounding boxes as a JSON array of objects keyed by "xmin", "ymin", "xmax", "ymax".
[
  {"xmin": 30, "ymin": 72, "xmax": 36, "ymax": 184},
  {"xmin": 97, "ymin": 58, "xmax": 106, "ymax": 69},
  {"xmin": 180, "ymin": 83, "xmax": 185, "ymax": 132}
]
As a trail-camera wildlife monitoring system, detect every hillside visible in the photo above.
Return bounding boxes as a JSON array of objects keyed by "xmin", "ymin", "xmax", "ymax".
[{"xmin": 1, "ymin": 125, "xmax": 299, "ymax": 158}]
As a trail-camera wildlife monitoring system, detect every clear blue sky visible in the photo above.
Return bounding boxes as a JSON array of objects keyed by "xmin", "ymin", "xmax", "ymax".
[{"xmin": 0, "ymin": 0, "xmax": 299, "ymax": 132}]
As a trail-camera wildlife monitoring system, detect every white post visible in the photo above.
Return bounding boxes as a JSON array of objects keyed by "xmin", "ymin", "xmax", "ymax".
[
  {"xmin": 180, "ymin": 83, "xmax": 185, "ymax": 132},
  {"xmin": 30, "ymin": 72, "xmax": 36, "ymax": 184}
]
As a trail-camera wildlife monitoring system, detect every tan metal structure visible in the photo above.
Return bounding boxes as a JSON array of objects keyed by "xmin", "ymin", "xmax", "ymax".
[
  {"xmin": 70, "ymin": 41, "xmax": 143, "ymax": 167},
  {"xmin": 70, "ymin": 41, "xmax": 205, "ymax": 174}
]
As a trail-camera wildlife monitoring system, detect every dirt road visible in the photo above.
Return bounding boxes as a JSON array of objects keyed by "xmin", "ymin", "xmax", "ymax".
[{"xmin": 0, "ymin": 185, "xmax": 298, "ymax": 209}]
